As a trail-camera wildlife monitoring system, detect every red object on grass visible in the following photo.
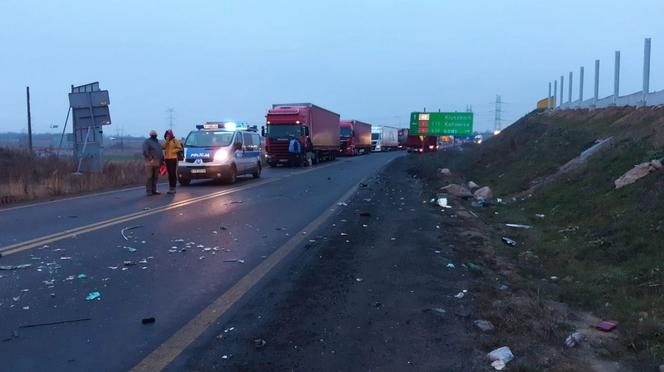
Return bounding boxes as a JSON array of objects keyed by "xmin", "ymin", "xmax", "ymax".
[{"xmin": 596, "ymin": 320, "xmax": 619, "ymax": 332}]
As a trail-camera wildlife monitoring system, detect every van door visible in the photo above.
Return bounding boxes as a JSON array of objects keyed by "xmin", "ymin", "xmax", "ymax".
[
  {"xmin": 232, "ymin": 132, "xmax": 245, "ymax": 173},
  {"xmin": 242, "ymin": 132, "xmax": 257, "ymax": 173}
]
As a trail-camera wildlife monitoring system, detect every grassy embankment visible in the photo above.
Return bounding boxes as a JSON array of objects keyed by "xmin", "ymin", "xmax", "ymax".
[
  {"xmin": 417, "ymin": 107, "xmax": 664, "ymax": 362},
  {"xmin": 0, "ymin": 147, "xmax": 145, "ymax": 205}
]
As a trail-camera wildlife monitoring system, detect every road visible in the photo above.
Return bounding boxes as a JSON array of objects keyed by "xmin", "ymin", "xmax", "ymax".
[{"xmin": 0, "ymin": 152, "xmax": 403, "ymax": 372}]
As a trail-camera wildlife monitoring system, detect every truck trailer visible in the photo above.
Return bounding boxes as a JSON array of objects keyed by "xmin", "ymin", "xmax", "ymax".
[
  {"xmin": 371, "ymin": 126, "xmax": 399, "ymax": 151},
  {"xmin": 406, "ymin": 134, "xmax": 438, "ymax": 153},
  {"xmin": 265, "ymin": 103, "xmax": 340, "ymax": 166},
  {"xmin": 398, "ymin": 128, "xmax": 409, "ymax": 149},
  {"xmin": 339, "ymin": 120, "xmax": 371, "ymax": 156}
]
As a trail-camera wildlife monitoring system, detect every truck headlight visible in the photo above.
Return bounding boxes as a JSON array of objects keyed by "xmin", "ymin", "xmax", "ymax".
[{"xmin": 214, "ymin": 150, "xmax": 229, "ymax": 162}]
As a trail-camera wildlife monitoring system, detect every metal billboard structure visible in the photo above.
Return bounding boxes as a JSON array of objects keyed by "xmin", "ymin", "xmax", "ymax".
[{"xmin": 68, "ymin": 82, "xmax": 111, "ymax": 173}]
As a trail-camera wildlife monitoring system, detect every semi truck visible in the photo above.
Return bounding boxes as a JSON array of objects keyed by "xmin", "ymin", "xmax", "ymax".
[
  {"xmin": 406, "ymin": 134, "xmax": 438, "ymax": 153},
  {"xmin": 371, "ymin": 126, "xmax": 399, "ymax": 151},
  {"xmin": 398, "ymin": 128, "xmax": 409, "ymax": 149},
  {"xmin": 265, "ymin": 103, "xmax": 340, "ymax": 166},
  {"xmin": 339, "ymin": 120, "xmax": 371, "ymax": 156}
]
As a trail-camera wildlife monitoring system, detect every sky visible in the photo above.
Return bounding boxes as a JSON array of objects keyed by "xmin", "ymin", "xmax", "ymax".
[{"xmin": 1, "ymin": 0, "xmax": 663, "ymax": 136}]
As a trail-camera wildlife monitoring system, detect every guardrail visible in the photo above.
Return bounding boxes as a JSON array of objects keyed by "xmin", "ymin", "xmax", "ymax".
[{"xmin": 546, "ymin": 38, "xmax": 664, "ymax": 110}]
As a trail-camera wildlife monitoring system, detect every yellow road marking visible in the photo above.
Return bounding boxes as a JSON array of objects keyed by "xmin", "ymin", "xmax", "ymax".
[
  {"xmin": 0, "ymin": 161, "xmax": 340, "ymax": 257},
  {"xmin": 130, "ymin": 182, "xmax": 361, "ymax": 372}
]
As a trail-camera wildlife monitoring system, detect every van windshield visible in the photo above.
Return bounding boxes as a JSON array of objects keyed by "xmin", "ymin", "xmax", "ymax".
[
  {"xmin": 267, "ymin": 125, "xmax": 301, "ymax": 140},
  {"xmin": 185, "ymin": 131, "xmax": 234, "ymax": 147}
]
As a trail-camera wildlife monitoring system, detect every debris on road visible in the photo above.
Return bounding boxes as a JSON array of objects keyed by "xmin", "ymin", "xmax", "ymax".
[
  {"xmin": 505, "ymin": 223, "xmax": 532, "ymax": 229},
  {"xmin": 19, "ymin": 317, "xmax": 91, "ymax": 329},
  {"xmin": 487, "ymin": 346, "xmax": 514, "ymax": 370},
  {"xmin": 121, "ymin": 225, "xmax": 144, "ymax": 241},
  {"xmin": 468, "ymin": 180, "xmax": 479, "ymax": 189},
  {"xmin": 0, "ymin": 264, "xmax": 32, "ymax": 270},
  {"xmin": 596, "ymin": 320, "xmax": 618, "ymax": 332},
  {"xmin": 438, "ymin": 168, "xmax": 452, "ymax": 176},
  {"xmin": 446, "ymin": 263, "xmax": 456, "ymax": 269},
  {"xmin": 141, "ymin": 317, "xmax": 156, "ymax": 325},
  {"xmin": 85, "ymin": 292, "xmax": 101, "ymax": 301},
  {"xmin": 77, "ymin": 274, "xmax": 87, "ymax": 280},
  {"xmin": 564, "ymin": 331, "xmax": 584, "ymax": 347},
  {"xmin": 501, "ymin": 237, "xmax": 517, "ymax": 246},
  {"xmin": 454, "ymin": 290, "xmax": 467, "ymax": 299},
  {"xmin": 473, "ymin": 320, "xmax": 495, "ymax": 332},
  {"xmin": 437, "ymin": 197, "xmax": 451, "ymax": 208},
  {"xmin": 254, "ymin": 338, "xmax": 267, "ymax": 349},
  {"xmin": 223, "ymin": 259, "xmax": 245, "ymax": 264},
  {"xmin": 440, "ymin": 184, "xmax": 473, "ymax": 198}
]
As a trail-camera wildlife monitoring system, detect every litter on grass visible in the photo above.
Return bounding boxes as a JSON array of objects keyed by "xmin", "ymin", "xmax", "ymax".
[
  {"xmin": 596, "ymin": 320, "xmax": 618, "ymax": 332},
  {"xmin": 446, "ymin": 263, "xmax": 456, "ymax": 269},
  {"xmin": 564, "ymin": 331, "xmax": 584, "ymax": 347},
  {"xmin": 501, "ymin": 237, "xmax": 517, "ymax": 246},
  {"xmin": 487, "ymin": 346, "xmax": 514, "ymax": 370},
  {"xmin": 505, "ymin": 224, "xmax": 532, "ymax": 229}
]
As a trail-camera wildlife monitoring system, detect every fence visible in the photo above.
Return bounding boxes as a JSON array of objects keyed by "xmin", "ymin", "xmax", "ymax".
[{"xmin": 546, "ymin": 38, "xmax": 664, "ymax": 110}]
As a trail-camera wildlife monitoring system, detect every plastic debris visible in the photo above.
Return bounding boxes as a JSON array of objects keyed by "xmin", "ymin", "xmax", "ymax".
[
  {"xmin": 254, "ymin": 338, "xmax": 267, "ymax": 349},
  {"xmin": 487, "ymin": 346, "xmax": 514, "ymax": 370},
  {"xmin": 125, "ymin": 247, "xmax": 137, "ymax": 253},
  {"xmin": 473, "ymin": 186, "xmax": 493, "ymax": 200},
  {"xmin": 121, "ymin": 225, "xmax": 144, "ymax": 241},
  {"xmin": 596, "ymin": 320, "xmax": 618, "ymax": 332},
  {"xmin": 223, "ymin": 259, "xmax": 245, "ymax": 264},
  {"xmin": 355, "ymin": 278, "xmax": 363, "ymax": 282},
  {"xmin": 337, "ymin": 202, "xmax": 348, "ymax": 206},
  {"xmin": 77, "ymin": 274, "xmax": 87, "ymax": 280},
  {"xmin": 564, "ymin": 331, "xmax": 584, "ymax": 347},
  {"xmin": 473, "ymin": 320, "xmax": 495, "ymax": 332},
  {"xmin": 454, "ymin": 290, "xmax": 467, "ymax": 299},
  {"xmin": 535, "ymin": 214, "xmax": 546, "ymax": 218},
  {"xmin": 141, "ymin": 317, "xmax": 156, "ymax": 325},
  {"xmin": 501, "ymin": 237, "xmax": 517, "ymax": 246},
  {"xmin": 446, "ymin": 263, "xmax": 456, "ymax": 269},
  {"xmin": 0, "ymin": 264, "xmax": 32, "ymax": 270},
  {"xmin": 505, "ymin": 224, "xmax": 532, "ymax": 229},
  {"xmin": 19, "ymin": 318, "xmax": 91, "ymax": 329},
  {"xmin": 437, "ymin": 197, "xmax": 452, "ymax": 208},
  {"xmin": 340, "ymin": 233, "xmax": 349, "ymax": 236},
  {"xmin": 85, "ymin": 292, "xmax": 101, "ymax": 301},
  {"xmin": 60, "ymin": 256, "xmax": 72, "ymax": 260}
]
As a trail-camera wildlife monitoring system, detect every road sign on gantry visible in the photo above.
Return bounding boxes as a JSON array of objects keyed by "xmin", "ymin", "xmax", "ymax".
[{"xmin": 409, "ymin": 112, "xmax": 473, "ymax": 136}]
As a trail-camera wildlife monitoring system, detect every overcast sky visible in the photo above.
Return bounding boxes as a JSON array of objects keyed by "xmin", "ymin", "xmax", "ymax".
[{"xmin": 1, "ymin": 0, "xmax": 662, "ymax": 136}]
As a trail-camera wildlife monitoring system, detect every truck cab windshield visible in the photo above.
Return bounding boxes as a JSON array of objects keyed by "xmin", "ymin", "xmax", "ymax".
[
  {"xmin": 371, "ymin": 133, "xmax": 380, "ymax": 140},
  {"xmin": 185, "ymin": 131, "xmax": 234, "ymax": 148},
  {"xmin": 267, "ymin": 125, "xmax": 301, "ymax": 140},
  {"xmin": 340, "ymin": 128, "xmax": 352, "ymax": 138}
]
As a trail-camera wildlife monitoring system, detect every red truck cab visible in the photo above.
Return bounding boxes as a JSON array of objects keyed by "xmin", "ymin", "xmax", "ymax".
[
  {"xmin": 265, "ymin": 103, "xmax": 340, "ymax": 166},
  {"xmin": 406, "ymin": 135, "xmax": 438, "ymax": 153},
  {"xmin": 339, "ymin": 120, "xmax": 371, "ymax": 156}
]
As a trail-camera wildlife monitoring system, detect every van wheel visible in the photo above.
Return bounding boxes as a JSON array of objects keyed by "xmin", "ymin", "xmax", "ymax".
[
  {"xmin": 252, "ymin": 163, "xmax": 262, "ymax": 178},
  {"xmin": 226, "ymin": 166, "xmax": 237, "ymax": 184},
  {"xmin": 179, "ymin": 177, "xmax": 191, "ymax": 186}
]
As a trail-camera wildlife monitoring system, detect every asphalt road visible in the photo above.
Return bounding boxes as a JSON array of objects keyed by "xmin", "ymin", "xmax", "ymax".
[{"xmin": 0, "ymin": 152, "xmax": 403, "ymax": 372}]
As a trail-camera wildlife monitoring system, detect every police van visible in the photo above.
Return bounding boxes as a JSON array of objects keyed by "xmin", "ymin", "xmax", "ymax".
[{"xmin": 177, "ymin": 122, "xmax": 264, "ymax": 185}]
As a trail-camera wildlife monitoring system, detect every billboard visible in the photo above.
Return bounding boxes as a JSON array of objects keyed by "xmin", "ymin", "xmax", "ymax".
[
  {"xmin": 409, "ymin": 112, "xmax": 473, "ymax": 136},
  {"xmin": 68, "ymin": 82, "xmax": 112, "ymax": 173}
]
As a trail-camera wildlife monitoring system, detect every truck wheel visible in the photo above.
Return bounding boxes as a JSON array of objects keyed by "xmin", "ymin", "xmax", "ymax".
[
  {"xmin": 252, "ymin": 163, "xmax": 262, "ymax": 178},
  {"xmin": 313, "ymin": 151, "xmax": 320, "ymax": 164},
  {"xmin": 225, "ymin": 165, "xmax": 237, "ymax": 184},
  {"xmin": 179, "ymin": 177, "xmax": 191, "ymax": 186}
]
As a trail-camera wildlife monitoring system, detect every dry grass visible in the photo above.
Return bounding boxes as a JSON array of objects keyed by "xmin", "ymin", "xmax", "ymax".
[{"xmin": 0, "ymin": 147, "xmax": 145, "ymax": 205}]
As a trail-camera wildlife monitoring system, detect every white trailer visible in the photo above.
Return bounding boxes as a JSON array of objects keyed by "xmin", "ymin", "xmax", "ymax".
[{"xmin": 371, "ymin": 126, "xmax": 399, "ymax": 151}]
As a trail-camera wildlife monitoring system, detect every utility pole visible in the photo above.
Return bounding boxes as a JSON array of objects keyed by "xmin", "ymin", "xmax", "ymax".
[
  {"xmin": 494, "ymin": 95, "xmax": 503, "ymax": 134},
  {"xmin": 26, "ymin": 86, "xmax": 33, "ymax": 153},
  {"xmin": 167, "ymin": 107, "xmax": 175, "ymax": 129}
]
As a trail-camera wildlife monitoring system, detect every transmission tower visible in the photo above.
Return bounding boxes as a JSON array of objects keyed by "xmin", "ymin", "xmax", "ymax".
[{"xmin": 493, "ymin": 95, "xmax": 503, "ymax": 134}]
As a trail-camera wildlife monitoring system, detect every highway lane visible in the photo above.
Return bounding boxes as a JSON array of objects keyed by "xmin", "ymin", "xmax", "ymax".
[{"xmin": 0, "ymin": 152, "xmax": 403, "ymax": 372}]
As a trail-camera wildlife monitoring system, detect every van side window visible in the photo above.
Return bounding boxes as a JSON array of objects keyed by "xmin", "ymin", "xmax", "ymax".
[
  {"xmin": 242, "ymin": 132, "xmax": 254, "ymax": 151},
  {"xmin": 234, "ymin": 132, "xmax": 243, "ymax": 149},
  {"xmin": 251, "ymin": 134, "xmax": 260, "ymax": 151}
]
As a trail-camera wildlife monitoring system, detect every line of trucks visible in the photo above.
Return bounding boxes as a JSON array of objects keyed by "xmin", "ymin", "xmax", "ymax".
[{"xmin": 264, "ymin": 103, "xmax": 438, "ymax": 167}]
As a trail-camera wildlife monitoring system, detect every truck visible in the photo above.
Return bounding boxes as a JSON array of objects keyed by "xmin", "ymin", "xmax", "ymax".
[
  {"xmin": 406, "ymin": 134, "xmax": 438, "ymax": 153},
  {"xmin": 265, "ymin": 103, "xmax": 340, "ymax": 166},
  {"xmin": 371, "ymin": 126, "xmax": 399, "ymax": 151},
  {"xmin": 339, "ymin": 120, "xmax": 371, "ymax": 156},
  {"xmin": 398, "ymin": 128, "xmax": 409, "ymax": 149}
]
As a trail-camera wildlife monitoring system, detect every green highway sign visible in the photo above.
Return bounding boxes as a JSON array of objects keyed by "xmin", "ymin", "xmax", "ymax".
[{"xmin": 409, "ymin": 112, "xmax": 473, "ymax": 136}]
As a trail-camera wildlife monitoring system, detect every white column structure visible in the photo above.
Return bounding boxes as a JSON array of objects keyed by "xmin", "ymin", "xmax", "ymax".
[
  {"xmin": 594, "ymin": 59, "xmax": 600, "ymax": 108},
  {"xmin": 642, "ymin": 38, "xmax": 651, "ymax": 106},
  {"xmin": 579, "ymin": 66, "xmax": 584, "ymax": 104},
  {"xmin": 613, "ymin": 51, "xmax": 620, "ymax": 106}
]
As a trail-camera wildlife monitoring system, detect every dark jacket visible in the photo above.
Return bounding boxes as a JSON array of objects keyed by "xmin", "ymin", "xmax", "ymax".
[{"xmin": 143, "ymin": 137, "xmax": 164, "ymax": 165}]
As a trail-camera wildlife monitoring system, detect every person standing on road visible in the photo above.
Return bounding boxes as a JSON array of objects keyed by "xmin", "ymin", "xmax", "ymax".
[
  {"xmin": 162, "ymin": 129, "xmax": 183, "ymax": 194},
  {"xmin": 305, "ymin": 137, "xmax": 314, "ymax": 167},
  {"xmin": 142, "ymin": 129, "xmax": 164, "ymax": 196},
  {"xmin": 288, "ymin": 135, "xmax": 301, "ymax": 167}
]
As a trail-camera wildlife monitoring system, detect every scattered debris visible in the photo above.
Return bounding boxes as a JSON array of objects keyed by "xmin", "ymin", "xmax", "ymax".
[
  {"xmin": 85, "ymin": 292, "xmax": 101, "ymax": 301},
  {"xmin": 564, "ymin": 331, "xmax": 584, "ymax": 347},
  {"xmin": 473, "ymin": 320, "xmax": 495, "ymax": 332},
  {"xmin": 454, "ymin": 290, "xmax": 467, "ymax": 299},
  {"xmin": 340, "ymin": 233, "xmax": 349, "ymax": 236},
  {"xmin": 468, "ymin": 181, "xmax": 479, "ymax": 189},
  {"xmin": 359, "ymin": 212, "xmax": 371, "ymax": 217},
  {"xmin": 431, "ymin": 308, "xmax": 446, "ymax": 315},
  {"xmin": 77, "ymin": 274, "xmax": 87, "ymax": 280},
  {"xmin": 438, "ymin": 168, "xmax": 452, "ymax": 176},
  {"xmin": 473, "ymin": 186, "xmax": 493, "ymax": 200},
  {"xmin": 141, "ymin": 317, "xmax": 156, "ymax": 325},
  {"xmin": 446, "ymin": 263, "xmax": 456, "ymax": 269},
  {"xmin": 487, "ymin": 346, "xmax": 514, "ymax": 370},
  {"xmin": 437, "ymin": 197, "xmax": 451, "ymax": 208},
  {"xmin": 60, "ymin": 256, "xmax": 72, "ymax": 260},
  {"xmin": 223, "ymin": 259, "xmax": 245, "ymax": 264},
  {"xmin": 123, "ymin": 260, "xmax": 137, "ymax": 266},
  {"xmin": 501, "ymin": 237, "xmax": 517, "ymax": 246},
  {"xmin": 121, "ymin": 225, "xmax": 144, "ymax": 241},
  {"xmin": 19, "ymin": 317, "xmax": 91, "ymax": 329},
  {"xmin": 535, "ymin": 214, "xmax": 546, "ymax": 218},
  {"xmin": 596, "ymin": 320, "xmax": 618, "ymax": 332},
  {"xmin": 355, "ymin": 278, "xmax": 363, "ymax": 282},
  {"xmin": 337, "ymin": 202, "xmax": 348, "ymax": 206},
  {"xmin": 0, "ymin": 264, "xmax": 32, "ymax": 270},
  {"xmin": 440, "ymin": 184, "xmax": 473, "ymax": 198},
  {"xmin": 614, "ymin": 159, "xmax": 663, "ymax": 189},
  {"xmin": 254, "ymin": 338, "xmax": 267, "ymax": 349},
  {"xmin": 505, "ymin": 223, "xmax": 532, "ymax": 229}
]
